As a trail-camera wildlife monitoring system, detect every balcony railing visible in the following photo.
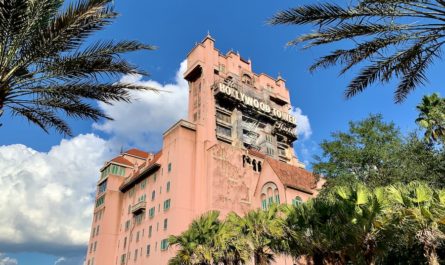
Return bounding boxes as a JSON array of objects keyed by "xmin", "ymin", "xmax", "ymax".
[{"xmin": 131, "ymin": 201, "xmax": 146, "ymax": 215}]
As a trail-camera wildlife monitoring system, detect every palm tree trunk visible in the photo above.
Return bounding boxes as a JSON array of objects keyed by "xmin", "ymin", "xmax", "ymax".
[{"xmin": 426, "ymin": 247, "xmax": 439, "ymax": 265}]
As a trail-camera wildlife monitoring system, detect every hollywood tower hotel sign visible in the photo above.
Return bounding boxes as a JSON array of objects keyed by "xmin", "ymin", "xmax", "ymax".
[{"xmin": 84, "ymin": 35, "xmax": 321, "ymax": 265}]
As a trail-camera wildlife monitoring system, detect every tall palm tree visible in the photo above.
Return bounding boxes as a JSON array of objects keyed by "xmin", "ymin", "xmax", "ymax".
[
  {"xmin": 386, "ymin": 182, "xmax": 445, "ymax": 265},
  {"xmin": 416, "ymin": 93, "xmax": 445, "ymax": 144},
  {"xmin": 234, "ymin": 205, "xmax": 284, "ymax": 265},
  {"xmin": 0, "ymin": 0, "xmax": 156, "ymax": 135},
  {"xmin": 270, "ymin": 0, "xmax": 445, "ymax": 103},
  {"xmin": 168, "ymin": 211, "xmax": 222, "ymax": 265}
]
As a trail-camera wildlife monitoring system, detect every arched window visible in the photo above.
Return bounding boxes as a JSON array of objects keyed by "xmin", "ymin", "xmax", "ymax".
[
  {"xmin": 261, "ymin": 182, "xmax": 279, "ymax": 210},
  {"xmin": 252, "ymin": 159, "xmax": 257, "ymax": 171},
  {"xmin": 242, "ymin": 74, "xmax": 252, "ymax": 85},
  {"xmin": 257, "ymin": 162, "xmax": 262, "ymax": 172}
]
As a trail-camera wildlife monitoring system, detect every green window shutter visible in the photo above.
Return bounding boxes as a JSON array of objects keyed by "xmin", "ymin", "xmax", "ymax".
[
  {"xmin": 166, "ymin": 181, "xmax": 170, "ymax": 192},
  {"xmin": 261, "ymin": 199, "xmax": 267, "ymax": 210},
  {"xmin": 168, "ymin": 163, "xmax": 172, "ymax": 173},
  {"xmin": 268, "ymin": 197, "xmax": 273, "ymax": 205}
]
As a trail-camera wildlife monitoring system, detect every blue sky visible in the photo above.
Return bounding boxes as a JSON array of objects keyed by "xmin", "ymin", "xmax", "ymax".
[{"xmin": 0, "ymin": 1, "xmax": 443, "ymax": 265}]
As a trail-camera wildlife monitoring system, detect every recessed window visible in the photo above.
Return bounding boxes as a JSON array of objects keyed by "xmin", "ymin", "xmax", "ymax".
[
  {"xmin": 163, "ymin": 199, "xmax": 171, "ymax": 211},
  {"xmin": 95, "ymin": 195, "xmax": 105, "ymax": 208},
  {"xmin": 148, "ymin": 225, "xmax": 152, "ymax": 237},
  {"xmin": 151, "ymin": 190, "xmax": 155, "ymax": 201},
  {"xmin": 146, "ymin": 244, "xmax": 151, "ymax": 256},
  {"xmin": 166, "ymin": 181, "xmax": 171, "ymax": 192},
  {"xmin": 140, "ymin": 179, "xmax": 147, "ymax": 189},
  {"xmin": 168, "ymin": 163, "xmax": 172, "ymax": 173},
  {"xmin": 98, "ymin": 180, "xmax": 107, "ymax": 194},
  {"xmin": 149, "ymin": 207, "xmax": 155, "ymax": 218},
  {"xmin": 164, "ymin": 218, "xmax": 168, "ymax": 230},
  {"xmin": 242, "ymin": 74, "xmax": 252, "ymax": 85},
  {"xmin": 160, "ymin": 239, "xmax": 169, "ymax": 251},
  {"xmin": 216, "ymin": 124, "xmax": 231, "ymax": 138}
]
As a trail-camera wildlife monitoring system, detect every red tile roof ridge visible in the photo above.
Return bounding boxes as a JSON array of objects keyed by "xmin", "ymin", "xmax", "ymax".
[
  {"xmin": 110, "ymin": 156, "xmax": 134, "ymax": 167},
  {"xmin": 124, "ymin": 148, "xmax": 150, "ymax": 159},
  {"xmin": 265, "ymin": 157, "xmax": 317, "ymax": 194}
]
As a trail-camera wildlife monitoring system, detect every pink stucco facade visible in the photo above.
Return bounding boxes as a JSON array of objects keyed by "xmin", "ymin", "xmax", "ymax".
[{"xmin": 85, "ymin": 36, "xmax": 322, "ymax": 265}]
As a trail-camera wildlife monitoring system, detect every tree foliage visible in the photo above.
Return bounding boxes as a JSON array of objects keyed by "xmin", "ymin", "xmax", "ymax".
[
  {"xmin": 270, "ymin": 0, "xmax": 445, "ymax": 102},
  {"xmin": 313, "ymin": 114, "xmax": 445, "ymax": 189},
  {"xmin": 168, "ymin": 182, "xmax": 445, "ymax": 265},
  {"xmin": 0, "ymin": 0, "xmax": 157, "ymax": 135}
]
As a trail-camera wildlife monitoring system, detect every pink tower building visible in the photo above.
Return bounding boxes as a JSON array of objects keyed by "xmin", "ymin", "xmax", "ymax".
[{"xmin": 85, "ymin": 35, "xmax": 322, "ymax": 265}]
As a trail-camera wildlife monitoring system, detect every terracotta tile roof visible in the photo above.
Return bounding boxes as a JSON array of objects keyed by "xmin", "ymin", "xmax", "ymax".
[
  {"xmin": 119, "ymin": 151, "xmax": 162, "ymax": 192},
  {"xmin": 110, "ymin": 156, "xmax": 134, "ymax": 167},
  {"xmin": 266, "ymin": 158, "xmax": 317, "ymax": 194},
  {"xmin": 124, "ymin": 148, "xmax": 150, "ymax": 159},
  {"xmin": 248, "ymin": 149, "xmax": 266, "ymax": 159}
]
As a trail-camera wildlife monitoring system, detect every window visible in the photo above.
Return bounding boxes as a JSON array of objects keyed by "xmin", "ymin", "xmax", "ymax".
[
  {"xmin": 93, "ymin": 241, "xmax": 97, "ymax": 252},
  {"xmin": 139, "ymin": 194, "xmax": 146, "ymax": 202},
  {"xmin": 128, "ymin": 187, "xmax": 135, "ymax": 197},
  {"xmin": 266, "ymin": 147, "xmax": 274, "ymax": 156},
  {"xmin": 163, "ymin": 218, "xmax": 168, "ymax": 230},
  {"xmin": 98, "ymin": 180, "xmax": 107, "ymax": 194},
  {"xmin": 292, "ymin": 196, "xmax": 303, "ymax": 206},
  {"xmin": 92, "ymin": 227, "xmax": 96, "ymax": 238},
  {"xmin": 135, "ymin": 213, "xmax": 144, "ymax": 224},
  {"xmin": 216, "ymin": 111, "xmax": 231, "ymax": 124},
  {"xmin": 123, "ymin": 237, "xmax": 127, "ymax": 249},
  {"xmin": 166, "ymin": 181, "xmax": 171, "ymax": 192},
  {"xmin": 278, "ymin": 147, "xmax": 286, "ymax": 157},
  {"xmin": 95, "ymin": 195, "xmax": 105, "ymax": 208},
  {"xmin": 242, "ymin": 74, "xmax": 252, "ymax": 85},
  {"xmin": 96, "ymin": 225, "xmax": 100, "ymax": 236},
  {"xmin": 153, "ymin": 172, "xmax": 157, "ymax": 182},
  {"xmin": 125, "ymin": 220, "xmax": 131, "ymax": 231},
  {"xmin": 149, "ymin": 207, "xmax": 155, "ymax": 218},
  {"xmin": 146, "ymin": 244, "xmax": 151, "ymax": 256},
  {"xmin": 163, "ymin": 199, "xmax": 171, "ymax": 211},
  {"xmin": 134, "ymin": 249, "xmax": 138, "ymax": 261},
  {"xmin": 265, "ymin": 134, "xmax": 273, "ymax": 143},
  {"xmin": 136, "ymin": 231, "xmax": 140, "ymax": 242},
  {"xmin": 120, "ymin": 254, "xmax": 126, "ymax": 265},
  {"xmin": 261, "ymin": 199, "xmax": 267, "ymax": 210},
  {"xmin": 275, "ymin": 194, "xmax": 280, "ymax": 204},
  {"xmin": 168, "ymin": 163, "xmax": 172, "ymax": 173},
  {"xmin": 216, "ymin": 124, "xmax": 231, "ymax": 138},
  {"xmin": 100, "ymin": 164, "xmax": 125, "ymax": 179},
  {"xmin": 89, "ymin": 243, "xmax": 93, "ymax": 253},
  {"xmin": 148, "ymin": 225, "xmax": 152, "ymax": 237},
  {"xmin": 160, "ymin": 239, "xmax": 169, "ymax": 251},
  {"xmin": 140, "ymin": 179, "xmax": 147, "ymax": 189},
  {"xmin": 151, "ymin": 190, "xmax": 155, "ymax": 201}
]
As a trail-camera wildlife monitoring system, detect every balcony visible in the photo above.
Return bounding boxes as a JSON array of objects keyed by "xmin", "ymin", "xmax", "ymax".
[{"xmin": 131, "ymin": 201, "xmax": 146, "ymax": 215}]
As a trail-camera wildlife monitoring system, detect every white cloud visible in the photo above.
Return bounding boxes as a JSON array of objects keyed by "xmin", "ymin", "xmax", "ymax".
[
  {"xmin": 0, "ymin": 134, "xmax": 112, "ymax": 255},
  {"xmin": 54, "ymin": 256, "xmax": 84, "ymax": 265},
  {"xmin": 93, "ymin": 60, "xmax": 188, "ymax": 149},
  {"xmin": 290, "ymin": 107, "xmax": 312, "ymax": 139},
  {"xmin": 0, "ymin": 253, "xmax": 18, "ymax": 265}
]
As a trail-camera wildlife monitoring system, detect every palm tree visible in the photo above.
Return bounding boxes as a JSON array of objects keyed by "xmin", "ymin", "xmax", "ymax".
[
  {"xmin": 0, "ymin": 0, "xmax": 156, "ymax": 135},
  {"xmin": 386, "ymin": 182, "xmax": 445, "ymax": 265},
  {"xmin": 168, "ymin": 211, "xmax": 221, "ymax": 265},
  {"xmin": 214, "ymin": 213, "xmax": 251, "ymax": 265},
  {"xmin": 234, "ymin": 205, "xmax": 284, "ymax": 265},
  {"xmin": 416, "ymin": 93, "xmax": 445, "ymax": 144},
  {"xmin": 270, "ymin": 0, "xmax": 445, "ymax": 103}
]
